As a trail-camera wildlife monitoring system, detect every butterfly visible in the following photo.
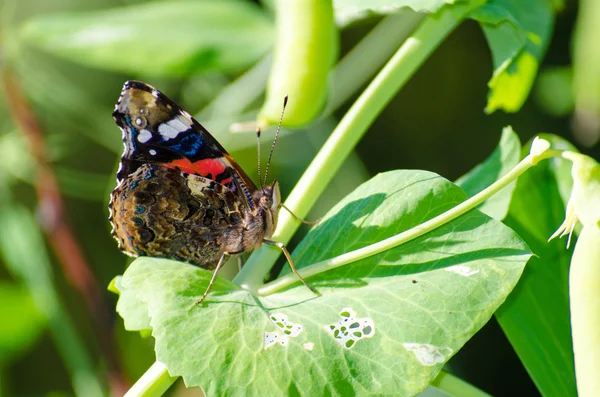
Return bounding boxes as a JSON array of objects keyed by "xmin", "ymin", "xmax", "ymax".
[{"xmin": 108, "ymin": 80, "xmax": 315, "ymax": 303}]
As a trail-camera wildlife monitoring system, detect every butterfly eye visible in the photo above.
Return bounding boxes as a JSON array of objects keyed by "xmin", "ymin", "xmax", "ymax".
[{"xmin": 135, "ymin": 117, "xmax": 146, "ymax": 128}]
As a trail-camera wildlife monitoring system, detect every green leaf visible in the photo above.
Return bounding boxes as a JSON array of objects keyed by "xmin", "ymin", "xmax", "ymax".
[
  {"xmin": 0, "ymin": 282, "xmax": 45, "ymax": 363},
  {"xmin": 470, "ymin": 0, "xmax": 554, "ymax": 113},
  {"xmin": 20, "ymin": 0, "xmax": 273, "ymax": 77},
  {"xmin": 117, "ymin": 170, "xmax": 530, "ymax": 396},
  {"xmin": 456, "ymin": 126, "xmax": 520, "ymax": 220},
  {"xmin": 333, "ymin": 0, "xmax": 471, "ymax": 26},
  {"xmin": 497, "ymin": 134, "xmax": 578, "ymax": 396},
  {"xmin": 112, "ymin": 276, "xmax": 151, "ymax": 333}
]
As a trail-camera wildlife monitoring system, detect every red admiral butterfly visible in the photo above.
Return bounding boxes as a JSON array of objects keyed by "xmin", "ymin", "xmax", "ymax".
[{"xmin": 109, "ymin": 81, "xmax": 314, "ymax": 303}]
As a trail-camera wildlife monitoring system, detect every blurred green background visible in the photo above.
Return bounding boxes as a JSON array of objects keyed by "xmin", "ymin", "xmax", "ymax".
[{"xmin": 0, "ymin": 0, "xmax": 596, "ymax": 396}]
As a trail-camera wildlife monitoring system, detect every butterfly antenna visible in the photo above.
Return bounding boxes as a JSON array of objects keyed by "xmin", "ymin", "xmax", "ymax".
[
  {"xmin": 256, "ymin": 127, "xmax": 262, "ymax": 188},
  {"xmin": 264, "ymin": 95, "xmax": 287, "ymax": 186}
]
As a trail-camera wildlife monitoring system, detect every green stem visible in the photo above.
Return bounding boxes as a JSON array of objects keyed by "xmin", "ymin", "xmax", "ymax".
[
  {"xmin": 259, "ymin": 149, "xmax": 561, "ymax": 295},
  {"xmin": 234, "ymin": 4, "xmax": 479, "ymax": 292},
  {"xmin": 431, "ymin": 370, "xmax": 491, "ymax": 397},
  {"xmin": 324, "ymin": 11, "xmax": 424, "ymax": 114},
  {"xmin": 124, "ymin": 362, "xmax": 177, "ymax": 397},
  {"xmin": 196, "ymin": 53, "xmax": 272, "ymax": 120}
]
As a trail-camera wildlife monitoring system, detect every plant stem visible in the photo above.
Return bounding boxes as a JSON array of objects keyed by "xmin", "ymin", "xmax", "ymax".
[
  {"xmin": 431, "ymin": 370, "xmax": 492, "ymax": 397},
  {"xmin": 259, "ymin": 149, "xmax": 561, "ymax": 295},
  {"xmin": 124, "ymin": 362, "xmax": 177, "ymax": 397},
  {"xmin": 324, "ymin": 11, "xmax": 424, "ymax": 115},
  {"xmin": 234, "ymin": 4, "xmax": 479, "ymax": 293},
  {"xmin": 196, "ymin": 53, "xmax": 272, "ymax": 120}
]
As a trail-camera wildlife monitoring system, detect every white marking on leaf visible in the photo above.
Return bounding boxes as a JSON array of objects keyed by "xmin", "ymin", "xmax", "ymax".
[
  {"xmin": 325, "ymin": 308, "xmax": 375, "ymax": 349},
  {"xmin": 302, "ymin": 342, "xmax": 314, "ymax": 351},
  {"xmin": 445, "ymin": 265, "xmax": 479, "ymax": 277},
  {"xmin": 158, "ymin": 115, "xmax": 189, "ymax": 140},
  {"xmin": 263, "ymin": 313, "xmax": 303, "ymax": 350},
  {"xmin": 403, "ymin": 343, "xmax": 453, "ymax": 366},
  {"xmin": 137, "ymin": 129, "xmax": 152, "ymax": 143},
  {"xmin": 264, "ymin": 332, "xmax": 280, "ymax": 349}
]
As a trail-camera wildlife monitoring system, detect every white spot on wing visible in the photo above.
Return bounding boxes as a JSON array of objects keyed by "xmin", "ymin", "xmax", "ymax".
[
  {"xmin": 137, "ymin": 129, "xmax": 152, "ymax": 143},
  {"xmin": 149, "ymin": 149, "xmax": 157, "ymax": 156},
  {"xmin": 158, "ymin": 115, "xmax": 190, "ymax": 140},
  {"xmin": 121, "ymin": 127, "xmax": 135, "ymax": 160},
  {"xmin": 403, "ymin": 343, "xmax": 453, "ymax": 366}
]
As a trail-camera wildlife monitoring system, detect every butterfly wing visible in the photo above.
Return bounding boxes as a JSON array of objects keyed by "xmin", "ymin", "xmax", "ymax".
[{"xmin": 113, "ymin": 80, "xmax": 257, "ymax": 210}]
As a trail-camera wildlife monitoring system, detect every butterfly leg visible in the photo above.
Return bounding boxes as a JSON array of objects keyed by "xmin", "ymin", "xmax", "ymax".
[
  {"xmin": 195, "ymin": 252, "xmax": 233, "ymax": 306},
  {"xmin": 237, "ymin": 256, "xmax": 243, "ymax": 272},
  {"xmin": 262, "ymin": 239, "xmax": 318, "ymax": 295},
  {"xmin": 280, "ymin": 204, "xmax": 321, "ymax": 226}
]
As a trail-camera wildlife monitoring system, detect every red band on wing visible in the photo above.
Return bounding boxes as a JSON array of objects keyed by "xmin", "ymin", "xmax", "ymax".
[{"xmin": 161, "ymin": 158, "xmax": 229, "ymax": 182}]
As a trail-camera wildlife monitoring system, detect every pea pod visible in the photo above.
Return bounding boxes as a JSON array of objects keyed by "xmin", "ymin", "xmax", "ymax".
[
  {"xmin": 258, "ymin": 0, "xmax": 337, "ymax": 127},
  {"xmin": 570, "ymin": 224, "xmax": 600, "ymax": 397},
  {"xmin": 550, "ymin": 152, "xmax": 600, "ymax": 397}
]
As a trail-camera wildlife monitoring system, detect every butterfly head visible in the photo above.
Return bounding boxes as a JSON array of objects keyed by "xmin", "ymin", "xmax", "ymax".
[{"xmin": 255, "ymin": 179, "xmax": 281, "ymax": 238}]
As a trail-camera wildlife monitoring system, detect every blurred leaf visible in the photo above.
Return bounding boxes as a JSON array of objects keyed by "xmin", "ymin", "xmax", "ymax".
[
  {"xmin": 0, "ymin": 134, "xmax": 108, "ymax": 200},
  {"xmin": 0, "ymin": 282, "xmax": 46, "ymax": 363},
  {"xmin": 333, "ymin": 0, "xmax": 471, "ymax": 26},
  {"xmin": 549, "ymin": 0, "xmax": 565, "ymax": 11},
  {"xmin": 14, "ymin": 54, "xmax": 122, "ymax": 153},
  {"xmin": 470, "ymin": 0, "xmax": 554, "ymax": 113},
  {"xmin": 0, "ymin": 204, "xmax": 105, "ymax": 397},
  {"xmin": 456, "ymin": 126, "xmax": 520, "ymax": 220},
  {"xmin": 497, "ymin": 134, "xmax": 578, "ymax": 397},
  {"xmin": 116, "ymin": 170, "xmax": 530, "ymax": 396},
  {"xmin": 20, "ymin": 0, "xmax": 274, "ymax": 77},
  {"xmin": 572, "ymin": 0, "xmax": 600, "ymax": 113},
  {"xmin": 0, "ymin": 131, "xmax": 34, "ymax": 184},
  {"xmin": 0, "ymin": 205, "xmax": 54, "ymax": 288},
  {"xmin": 534, "ymin": 66, "xmax": 574, "ymax": 117},
  {"xmin": 571, "ymin": 0, "xmax": 600, "ymax": 146},
  {"xmin": 55, "ymin": 166, "xmax": 110, "ymax": 201}
]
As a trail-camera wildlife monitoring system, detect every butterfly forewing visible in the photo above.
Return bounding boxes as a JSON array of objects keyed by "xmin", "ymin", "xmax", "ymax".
[{"xmin": 113, "ymin": 80, "xmax": 257, "ymax": 208}]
